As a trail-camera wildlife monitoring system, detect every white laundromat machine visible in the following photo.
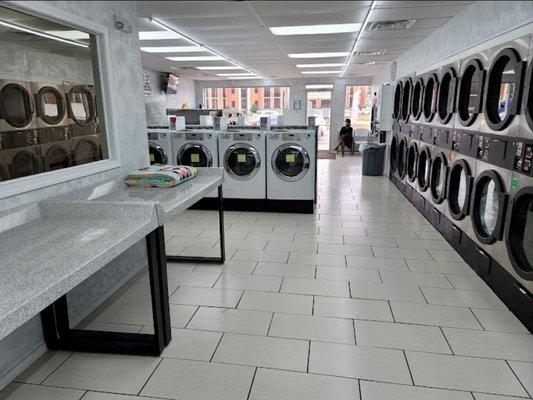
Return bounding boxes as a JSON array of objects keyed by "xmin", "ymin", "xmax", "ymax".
[
  {"xmin": 147, "ymin": 129, "xmax": 172, "ymax": 165},
  {"xmin": 266, "ymin": 129, "xmax": 315, "ymax": 213}
]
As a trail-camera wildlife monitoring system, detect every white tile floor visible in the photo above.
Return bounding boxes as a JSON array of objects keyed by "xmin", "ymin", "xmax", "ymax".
[{"xmin": 2, "ymin": 155, "xmax": 532, "ymax": 400}]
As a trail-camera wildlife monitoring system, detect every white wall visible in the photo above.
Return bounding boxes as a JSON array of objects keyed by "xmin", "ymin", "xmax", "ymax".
[{"xmin": 195, "ymin": 76, "xmax": 373, "ymax": 150}]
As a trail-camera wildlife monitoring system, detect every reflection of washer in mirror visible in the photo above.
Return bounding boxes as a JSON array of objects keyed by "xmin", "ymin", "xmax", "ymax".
[
  {"xmin": 272, "ymin": 143, "xmax": 310, "ymax": 182},
  {"xmin": 224, "ymin": 143, "xmax": 261, "ymax": 181},
  {"xmin": 0, "ymin": 81, "xmax": 36, "ymax": 130},
  {"xmin": 430, "ymin": 152, "xmax": 449, "ymax": 204},
  {"xmin": 484, "ymin": 48, "xmax": 525, "ymax": 131},
  {"xmin": 177, "ymin": 143, "xmax": 213, "ymax": 167},
  {"xmin": 406, "ymin": 142, "xmax": 418, "ymax": 182},
  {"xmin": 457, "ymin": 59, "xmax": 486, "ymax": 127},
  {"xmin": 471, "ymin": 169, "xmax": 508, "ymax": 244},
  {"xmin": 411, "ymin": 78, "xmax": 424, "ymax": 121},
  {"xmin": 417, "ymin": 146, "xmax": 432, "ymax": 191},
  {"xmin": 447, "ymin": 159, "xmax": 474, "ymax": 219},
  {"xmin": 423, "ymin": 73, "xmax": 439, "ymax": 123},
  {"xmin": 35, "ymin": 86, "xmax": 67, "ymax": 127},
  {"xmin": 506, "ymin": 186, "xmax": 533, "ymax": 280},
  {"xmin": 67, "ymin": 86, "xmax": 96, "ymax": 126}
]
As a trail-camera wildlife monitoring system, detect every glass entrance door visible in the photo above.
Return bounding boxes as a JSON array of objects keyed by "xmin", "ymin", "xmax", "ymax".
[{"xmin": 306, "ymin": 90, "xmax": 331, "ymax": 150}]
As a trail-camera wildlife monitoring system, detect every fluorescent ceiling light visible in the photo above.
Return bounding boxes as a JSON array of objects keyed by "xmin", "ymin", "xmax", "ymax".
[
  {"xmin": 45, "ymin": 30, "xmax": 90, "ymax": 40},
  {"xmin": 296, "ymin": 63, "xmax": 345, "ymax": 68},
  {"xmin": 166, "ymin": 56, "xmax": 224, "ymax": 61},
  {"xmin": 288, "ymin": 52, "xmax": 349, "ymax": 59},
  {"xmin": 341, "ymin": 0, "xmax": 378, "ymax": 77},
  {"xmin": 138, "ymin": 30, "xmax": 182, "ymax": 40},
  {"xmin": 270, "ymin": 23, "xmax": 361, "ymax": 36},
  {"xmin": 151, "ymin": 18, "xmax": 265, "ymax": 78},
  {"xmin": 306, "ymin": 84, "xmax": 334, "ymax": 89},
  {"xmin": 301, "ymin": 70, "xmax": 342, "ymax": 74},
  {"xmin": 195, "ymin": 66, "xmax": 244, "ymax": 70},
  {"xmin": 141, "ymin": 46, "xmax": 203, "ymax": 53},
  {"xmin": 216, "ymin": 73, "xmax": 257, "ymax": 77},
  {"xmin": 0, "ymin": 19, "xmax": 89, "ymax": 48},
  {"xmin": 226, "ymin": 76, "xmax": 259, "ymax": 80}
]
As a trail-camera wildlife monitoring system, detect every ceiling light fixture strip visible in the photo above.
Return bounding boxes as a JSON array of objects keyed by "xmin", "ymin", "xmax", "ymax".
[
  {"xmin": 340, "ymin": 0, "xmax": 377, "ymax": 78},
  {"xmin": 150, "ymin": 17, "xmax": 264, "ymax": 79},
  {"xmin": 0, "ymin": 19, "xmax": 89, "ymax": 48}
]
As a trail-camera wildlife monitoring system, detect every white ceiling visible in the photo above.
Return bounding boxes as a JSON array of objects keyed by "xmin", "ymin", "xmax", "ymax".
[{"xmin": 136, "ymin": 1, "xmax": 473, "ymax": 80}]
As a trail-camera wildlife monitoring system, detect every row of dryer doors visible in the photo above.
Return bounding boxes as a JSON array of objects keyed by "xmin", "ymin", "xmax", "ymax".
[{"xmin": 390, "ymin": 133, "xmax": 533, "ymax": 285}]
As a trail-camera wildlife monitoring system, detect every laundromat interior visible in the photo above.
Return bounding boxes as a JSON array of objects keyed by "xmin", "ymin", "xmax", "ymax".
[{"xmin": 1, "ymin": 1, "xmax": 533, "ymax": 399}]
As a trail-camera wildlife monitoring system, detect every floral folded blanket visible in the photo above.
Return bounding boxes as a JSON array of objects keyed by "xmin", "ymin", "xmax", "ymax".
[{"xmin": 125, "ymin": 165, "xmax": 197, "ymax": 188}]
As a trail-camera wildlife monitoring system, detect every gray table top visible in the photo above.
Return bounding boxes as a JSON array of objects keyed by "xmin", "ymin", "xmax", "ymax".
[{"xmin": 0, "ymin": 167, "xmax": 223, "ymax": 341}]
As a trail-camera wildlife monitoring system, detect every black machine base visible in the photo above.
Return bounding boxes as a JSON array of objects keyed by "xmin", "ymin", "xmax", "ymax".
[
  {"xmin": 390, "ymin": 176, "xmax": 533, "ymax": 333},
  {"xmin": 192, "ymin": 197, "xmax": 315, "ymax": 214}
]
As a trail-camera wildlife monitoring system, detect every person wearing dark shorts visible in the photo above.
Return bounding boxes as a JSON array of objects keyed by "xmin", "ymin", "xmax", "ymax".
[{"xmin": 334, "ymin": 119, "xmax": 353, "ymax": 156}]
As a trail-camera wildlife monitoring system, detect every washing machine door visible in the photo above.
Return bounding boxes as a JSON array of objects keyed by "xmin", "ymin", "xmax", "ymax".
[
  {"xmin": 406, "ymin": 142, "xmax": 418, "ymax": 182},
  {"xmin": 390, "ymin": 135, "xmax": 398, "ymax": 172},
  {"xmin": 423, "ymin": 72, "xmax": 439, "ymax": 123},
  {"xmin": 36, "ymin": 86, "xmax": 66, "ymax": 125},
  {"xmin": 506, "ymin": 187, "xmax": 533, "ymax": 280},
  {"xmin": 447, "ymin": 159, "xmax": 474, "ymax": 220},
  {"xmin": 437, "ymin": 66, "xmax": 458, "ymax": 124},
  {"xmin": 224, "ymin": 143, "xmax": 261, "ymax": 180},
  {"xmin": 67, "ymin": 86, "xmax": 96, "ymax": 126},
  {"xmin": 44, "ymin": 145, "xmax": 70, "ymax": 171},
  {"xmin": 0, "ymin": 83, "xmax": 34, "ymax": 128},
  {"xmin": 148, "ymin": 142, "xmax": 168, "ymax": 165},
  {"xmin": 393, "ymin": 81, "xmax": 403, "ymax": 121},
  {"xmin": 457, "ymin": 59, "xmax": 486, "ymax": 127},
  {"xmin": 10, "ymin": 150, "xmax": 39, "ymax": 178},
  {"xmin": 411, "ymin": 77, "xmax": 424, "ymax": 121},
  {"xmin": 471, "ymin": 170, "xmax": 508, "ymax": 244},
  {"xmin": 401, "ymin": 78, "xmax": 412, "ymax": 123},
  {"xmin": 397, "ymin": 137, "xmax": 408, "ymax": 179},
  {"xmin": 417, "ymin": 146, "xmax": 432, "ymax": 191},
  {"xmin": 72, "ymin": 138, "xmax": 99, "ymax": 165},
  {"xmin": 430, "ymin": 152, "xmax": 449, "ymax": 204},
  {"xmin": 177, "ymin": 143, "xmax": 213, "ymax": 167},
  {"xmin": 272, "ymin": 143, "xmax": 310, "ymax": 182}
]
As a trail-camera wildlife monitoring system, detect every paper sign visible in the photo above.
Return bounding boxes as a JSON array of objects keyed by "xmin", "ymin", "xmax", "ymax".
[
  {"xmin": 237, "ymin": 154, "xmax": 247, "ymax": 163},
  {"xmin": 286, "ymin": 154, "xmax": 296, "ymax": 163},
  {"xmin": 191, "ymin": 153, "xmax": 200, "ymax": 163},
  {"xmin": 149, "ymin": 154, "xmax": 155, "ymax": 162}
]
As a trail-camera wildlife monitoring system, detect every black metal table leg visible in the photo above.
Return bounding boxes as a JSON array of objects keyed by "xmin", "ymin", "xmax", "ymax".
[
  {"xmin": 167, "ymin": 184, "xmax": 225, "ymax": 264},
  {"xmin": 39, "ymin": 227, "xmax": 172, "ymax": 356}
]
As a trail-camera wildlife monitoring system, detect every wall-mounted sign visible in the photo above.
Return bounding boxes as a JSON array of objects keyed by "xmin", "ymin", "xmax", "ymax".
[
  {"xmin": 293, "ymin": 100, "xmax": 302, "ymax": 110},
  {"xmin": 142, "ymin": 73, "xmax": 151, "ymax": 96}
]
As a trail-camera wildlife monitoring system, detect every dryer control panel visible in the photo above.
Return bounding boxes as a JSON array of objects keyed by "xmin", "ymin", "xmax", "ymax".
[{"xmin": 511, "ymin": 140, "xmax": 533, "ymax": 176}]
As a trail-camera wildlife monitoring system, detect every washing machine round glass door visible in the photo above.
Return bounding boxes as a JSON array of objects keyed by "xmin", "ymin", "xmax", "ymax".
[
  {"xmin": 37, "ymin": 86, "xmax": 65, "ymax": 125},
  {"xmin": 272, "ymin": 143, "xmax": 310, "ymax": 182},
  {"xmin": 177, "ymin": 143, "xmax": 213, "ymax": 167},
  {"xmin": 430, "ymin": 152, "xmax": 448, "ymax": 204},
  {"xmin": 401, "ymin": 78, "xmax": 412, "ymax": 123},
  {"xmin": 67, "ymin": 86, "xmax": 95, "ymax": 125},
  {"xmin": 417, "ymin": 146, "xmax": 431, "ymax": 191},
  {"xmin": 437, "ymin": 67, "xmax": 458, "ymax": 124},
  {"xmin": 506, "ymin": 187, "xmax": 533, "ymax": 280},
  {"xmin": 457, "ymin": 59, "xmax": 485, "ymax": 126},
  {"xmin": 407, "ymin": 142, "xmax": 418, "ymax": 182},
  {"xmin": 471, "ymin": 170, "xmax": 508, "ymax": 244},
  {"xmin": 393, "ymin": 81, "xmax": 403, "ymax": 121},
  {"xmin": 148, "ymin": 142, "xmax": 168, "ymax": 165},
  {"xmin": 224, "ymin": 143, "xmax": 261, "ymax": 180},
  {"xmin": 447, "ymin": 159, "xmax": 474, "ymax": 220},
  {"xmin": 1, "ymin": 83, "xmax": 33, "ymax": 128},
  {"xmin": 484, "ymin": 48, "xmax": 525, "ymax": 131},
  {"xmin": 44, "ymin": 146, "xmax": 70, "ymax": 171},
  {"xmin": 10, "ymin": 150, "xmax": 38, "ymax": 178},
  {"xmin": 411, "ymin": 78, "xmax": 424, "ymax": 121},
  {"xmin": 423, "ymin": 73, "xmax": 439, "ymax": 122},
  {"xmin": 390, "ymin": 135, "xmax": 398, "ymax": 172},
  {"xmin": 397, "ymin": 137, "xmax": 407, "ymax": 179},
  {"xmin": 72, "ymin": 139, "xmax": 99, "ymax": 165}
]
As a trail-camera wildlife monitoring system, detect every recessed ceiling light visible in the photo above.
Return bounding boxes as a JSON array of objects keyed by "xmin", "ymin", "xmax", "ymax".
[
  {"xmin": 288, "ymin": 52, "xmax": 349, "ymax": 59},
  {"xmin": 306, "ymin": 84, "xmax": 334, "ymax": 89},
  {"xmin": 138, "ymin": 30, "xmax": 182, "ymax": 40},
  {"xmin": 196, "ymin": 66, "xmax": 245, "ymax": 70},
  {"xmin": 216, "ymin": 73, "xmax": 257, "ymax": 77},
  {"xmin": 296, "ymin": 63, "xmax": 345, "ymax": 68},
  {"xmin": 141, "ymin": 46, "xmax": 204, "ymax": 53},
  {"xmin": 301, "ymin": 70, "xmax": 342, "ymax": 74},
  {"xmin": 166, "ymin": 56, "xmax": 224, "ymax": 61},
  {"xmin": 270, "ymin": 23, "xmax": 361, "ymax": 36}
]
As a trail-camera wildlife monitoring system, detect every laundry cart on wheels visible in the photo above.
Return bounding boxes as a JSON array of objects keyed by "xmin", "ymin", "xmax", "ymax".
[{"xmin": 361, "ymin": 143, "xmax": 386, "ymax": 176}]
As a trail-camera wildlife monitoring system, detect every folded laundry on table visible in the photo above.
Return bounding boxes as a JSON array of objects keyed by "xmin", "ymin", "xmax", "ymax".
[{"xmin": 125, "ymin": 165, "xmax": 197, "ymax": 188}]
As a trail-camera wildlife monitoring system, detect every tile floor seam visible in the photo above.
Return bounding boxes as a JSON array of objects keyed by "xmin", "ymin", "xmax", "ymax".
[
  {"xmin": 505, "ymin": 359, "xmax": 533, "ymax": 398},
  {"xmin": 387, "ymin": 301, "xmax": 396, "ymax": 322},
  {"xmin": 36, "ymin": 351, "xmax": 76, "ymax": 385},
  {"xmin": 234, "ymin": 290, "xmax": 247, "ymax": 309},
  {"xmin": 183, "ymin": 306, "xmax": 200, "ymax": 329},
  {"xmin": 402, "ymin": 350, "xmax": 416, "ymax": 386},
  {"xmin": 439, "ymin": 326, "xmax": 455, "ymax": 355},
  {"xmin": 417, "ymin": 286, "xmax": 429, "ymax": 304},
  {"xmin": 278, "ymin": 276, "xmax": 284, "ymax": 293},
  {"xmin": 306, "ymin": 341, "xmax": 311, "ymax": 373},
  {"xmin": 468, "ymin": 307, "xmax": 487, "ymax": 331},
  {"xmin": 266, "ymin": 312, "xmax": 275, "ymax": 336},
  {"xmin": 245, "ymin": 367, "xmax": 258, "ymax": 400},
  {"xmin": 352, "ymin": 319, "xmax": 358, "ymax": 345},
  {"xmin": 209, "ymin": 332, "xmax": 225, "ymax": 362},
  {"xmin": 311, "ymin": 295, "xmax": 316, "ymax": 316},
  {"xmin": 135, "ymin": 356, "xmax": 164, "ymax": 396}
]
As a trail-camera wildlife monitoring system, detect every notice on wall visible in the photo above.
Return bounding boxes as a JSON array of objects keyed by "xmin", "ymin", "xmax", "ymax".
[{"xmin": 143, "ymin": 73, "xmax": 152, "ymax": 96}]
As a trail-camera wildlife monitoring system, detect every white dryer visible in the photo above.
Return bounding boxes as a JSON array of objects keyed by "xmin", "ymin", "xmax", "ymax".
[
  {"xmin": 219, "ymin": 130, "xmax": 266, "ymax": 199},
  {"xmin": 266, "ymin": 129, "xmax": 316, "ymax": 200},
  {"xmin": 147, "ymin": 129, "xmax": 172, "ymax": 165},
  {"xmin": 172, "ymin": 129, "xmax": 218, "ymax": 167}
]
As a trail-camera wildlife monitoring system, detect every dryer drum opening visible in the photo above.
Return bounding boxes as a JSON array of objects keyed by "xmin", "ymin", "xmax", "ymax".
[
  {"xmin": 72, "ymin": 139, "xmax": 99, "ymax": 165},
  {"xmin": 430, "ymin": 152, "xmax": 448, "ymax": 204},
  {"xmin": 457, "ymin": 59, "xmax": 485, "ymax": 126},
  {"xmin": 37, "ymin": 86, "xmax": 66, "ymax": 125},
  {"xmin": 506, "ymin": 187, "xmax": 533, "ymax": 281},
  {"xmin": 401, "ymin": 78, "xmax": 412, "ymax": 123},
  {"xmin": 423, "ymin": 73, "xmax": 439, "ymax": 122},
  {"xmin": 393, "ymin": 81, "xmax": 403, "ymax": 121},
  {"xmin": 397, "ymin": 137, "xmax": 408, "ymax": 179},
  {"xmin": 10, "ymin": 150, "xmax": 38, "ymax": 178},
  {"xmin": 437, "ymin": 67, "xmax": 458, "ymax": 124},
  {"xmin": 407, "ymin": 142, "xmax": 418, "ymax": 182},
  {"xmin": 67, "ymin": 86, "xmax": 96, "ymax": 126},
  {"xmin": 45, "ymin": 146, "xmax": 70, "ymax": 171},
  {"xmin": 447, "ymin": 159, "xmax": 473, "ymax": 220},
  {"xmin": 412, "ymin": 78, "xmax": 424, "ymax": 121},
  {"xmin": 417, "ymin": 146, "xmax": 431, "ymax": 192},
  {"xmin": 390, "ymin": 135, "xmax": 398, "ymax": 172},
  {"xmin": 1, "ymin": 83, "xmax": 33, "ymax": 128}
]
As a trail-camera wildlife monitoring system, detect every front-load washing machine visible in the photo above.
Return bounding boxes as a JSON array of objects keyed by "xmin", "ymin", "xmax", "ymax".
[
  {"xmin": 148, "ymin": 129, "xmax": 172, "ymax": 165},
  {"xmin": 32, "ymin": 83, "xmax": 69, "ymax": 130},
  {"xmin": 266, "ymin": 129, "xmax": 315, "ymax": 200},
  {"xmin": 0, "ymin": 80, "xmax": 38, "ymax": 133},
  {"xmin": 3, "ymin": 129, "xmax": 42, "ymax": 178},
  {"xmin": 219, "ymin": 130, "xmax": 266, "ymax": 199},
  {"xmin": 173, "ymin": 129, "xmax": 218, "ymax": 167}
]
